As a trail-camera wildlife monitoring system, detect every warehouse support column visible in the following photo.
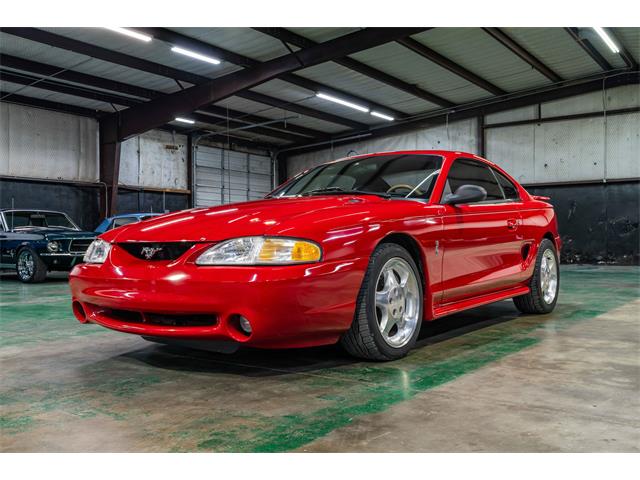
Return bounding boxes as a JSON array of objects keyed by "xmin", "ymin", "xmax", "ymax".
[{"xmin": 99, "ymin": 117, "xmax": 121, "ymax": 218}]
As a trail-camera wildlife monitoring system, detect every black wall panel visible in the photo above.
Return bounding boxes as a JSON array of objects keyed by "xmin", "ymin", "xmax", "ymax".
[
  {"xmin": 528, "ymin": 181, "xmax": 639, "ymax": 265},
  {"xmin": 2, "ymin": 177, "xmax": 637, "ymax": 264},
  {"xmin": 0, "ymin": 179, "xmax": 189, "ymax": 232},
  {"xmin": 0, "ymin": 178, "xmax": 101, "ymax": 231}
]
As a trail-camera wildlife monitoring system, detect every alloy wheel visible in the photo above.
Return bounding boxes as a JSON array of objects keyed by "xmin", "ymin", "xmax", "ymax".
[{"xmin": 374, "ymin": 257, "xmax": 420, "ymax": 348}]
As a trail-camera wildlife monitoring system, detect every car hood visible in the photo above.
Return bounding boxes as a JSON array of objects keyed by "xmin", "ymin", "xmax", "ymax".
[
  {"xmin": 102, "ymin": 195, "xmax": 391, "ymax": 243},
  {"xmin": 13, "ymin": 228, "xmax": 96, "ymax": 240}
]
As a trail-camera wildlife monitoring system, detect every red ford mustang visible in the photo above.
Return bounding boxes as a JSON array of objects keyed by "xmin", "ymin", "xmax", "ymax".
[{"xmin": 70, "ymin": 150, "xmax": 560, "ymax": 360}]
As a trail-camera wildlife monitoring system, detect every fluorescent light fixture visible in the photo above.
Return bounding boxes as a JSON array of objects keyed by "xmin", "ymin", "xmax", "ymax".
[
  {"xmin": 316, "ymin": 93, "xmax": 369, "ymax": 113},
  {"xmin": 174, "ymin": 117, "xmax": 195, "ymax": 124},
  {"xmin": 593, "ymin": 27, "xmax": 619, "ymax": 53},
  {"xmin": 171, "ymin": 46, "xmax": 221, "ymax": 65},
  {"xmin": 103, "ymin": 27, "xmax": 152, "ymax": 43},
  {"xmin": 370, "ymin": 111, "xmax": 394, "ymax": 122}
]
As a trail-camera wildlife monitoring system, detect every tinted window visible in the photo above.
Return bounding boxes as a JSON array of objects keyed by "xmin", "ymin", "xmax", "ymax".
[
  {"xmin": 274, "ymin": 154, "xmax": 443, "ymax": 200},
  {"xmin": 444, "ymin": 158, "xmax": 504, "ymax": 202},
  {"xmin": 112, "ymin": 217, "xmax": 138, "ymax": 229},
  {"xmin": 5, "ymin": 211, "xmax": 77, "ymax": 230},
  {"xmin": 493, "ymin": 169, "xmax": 520, "ymax": 200}
]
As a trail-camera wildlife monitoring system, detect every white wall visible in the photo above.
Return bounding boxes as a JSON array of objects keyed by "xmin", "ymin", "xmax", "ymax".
[
  {"xmin": 119, "ymin": 129, "xmax": 188, "ymax": 190},
  {"xmin": 286, "ymin": 118, "xmax": 479, "ymax": 177},
  {"xmin": 0, "ymin": 102, "xmax": 98, "ymax": 181},
  {"xmin": 0, "ymin": 103, "xmax": 189, "ymax": 190},
  {"xmin": 485, "ymin": 85, "xmax": 640, "ymax": 184},
  {"xmin": 286, "ymin": 85, "xmax": 639, "ymax": 184}
]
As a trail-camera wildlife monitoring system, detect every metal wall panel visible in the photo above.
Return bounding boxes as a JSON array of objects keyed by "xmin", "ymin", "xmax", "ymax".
[
  {"xmin": 485, "ymin": 105, "xmax": 537, "ymax": 125},
  {"xmin": 0, "ymin": 102, "xmax": 98, "ymax": 181},
  {"xmin": 534, "ymin": 117, "xmax": 605, "ymax": 182},
  {"xmin": 194, "ymin": 145, "xmax": 272, "ymax": 207},
  {"xmin": 286, "ymin": 119, "xmax": 479, "ymax": 176},
  {"xmin": 485, "ymin": 124, "xmax": 536, "ymax": 185},
  {"xmin": 605, "ymin": 112, "xmax": 640, "ymax": 179},
  {"xmin": 119, "ymin": 129, "xmax": 188, "ymax": 190}
]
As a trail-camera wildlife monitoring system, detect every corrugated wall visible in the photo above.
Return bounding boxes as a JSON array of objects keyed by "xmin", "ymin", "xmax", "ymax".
[
  {"xmin": 284, "ymin": 85, "xmax": 639, "ymax": 264},
  {"xmin": 0, "ymin": 102, "xmax": 98, "ymax": 181},
  {"xmin": 286, "ymin": 118, "xmax": 479, "ymax": 176},
  {"xmin": 286, "ymin": 85, "xmax": 638, "ymax": 183}
]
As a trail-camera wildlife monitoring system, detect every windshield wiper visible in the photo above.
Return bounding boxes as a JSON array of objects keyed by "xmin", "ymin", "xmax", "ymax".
[{"xmin": 300, "ymin": 187, "xmax": 390, "ymax": 199}]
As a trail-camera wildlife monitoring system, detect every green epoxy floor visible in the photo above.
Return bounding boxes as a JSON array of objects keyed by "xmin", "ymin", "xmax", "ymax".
[{"xmin": 1, "ymin": 266, "xmax": 638, "ymax": 452}]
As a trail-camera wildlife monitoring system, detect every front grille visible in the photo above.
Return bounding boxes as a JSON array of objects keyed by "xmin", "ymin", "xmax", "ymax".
[
  {"xmin": 69, "ymin": 238, "xmax": 94, "ymax": 253},
  {"xmin": 118, "ymin": 242, "xmax": 195, "ymax": 261},
  {"xmin": 100, "ymin": 307, "xmax": 217, "ymax": 327}
]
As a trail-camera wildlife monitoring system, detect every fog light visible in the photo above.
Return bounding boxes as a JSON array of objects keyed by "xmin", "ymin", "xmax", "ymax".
[{"xmin": 239, "ymin": 316, "xmax": 252, "ymax": 334}]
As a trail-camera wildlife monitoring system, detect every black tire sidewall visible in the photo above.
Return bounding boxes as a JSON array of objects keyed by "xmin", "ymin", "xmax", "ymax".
[{"xmin": 364, "ymin": 244, "xmax": 423, "ymax": 359}]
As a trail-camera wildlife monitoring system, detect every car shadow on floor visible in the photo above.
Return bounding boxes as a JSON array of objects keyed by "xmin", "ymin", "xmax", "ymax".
[{"xmin": 121, "ymin": 300, "xmax": 522, "ymax": 377}]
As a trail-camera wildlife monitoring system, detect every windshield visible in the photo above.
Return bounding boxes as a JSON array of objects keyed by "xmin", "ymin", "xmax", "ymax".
[
  {"xmin": 5, "ymin": 211, "xmax": 79, "ymax": 231},
  {"xmin": 272, "ymin": 154, "xmax": 443, "ymax": 200}
]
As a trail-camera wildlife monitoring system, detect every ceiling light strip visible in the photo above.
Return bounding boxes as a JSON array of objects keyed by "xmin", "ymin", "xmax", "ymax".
[{"xmin": 103, "ymin": 27, "xmax": 152, "ymax": 43}]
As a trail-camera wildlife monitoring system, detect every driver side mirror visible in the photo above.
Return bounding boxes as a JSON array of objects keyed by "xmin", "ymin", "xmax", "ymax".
[{"xmin": 442, "ymin": 184, "xmax": 487, "ymax": 205}]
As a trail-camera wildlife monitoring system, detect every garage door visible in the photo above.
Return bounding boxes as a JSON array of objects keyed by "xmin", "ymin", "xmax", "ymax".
[{"xmin": 194, "ymin": 146, "xmax": 273, "ymax": 207}]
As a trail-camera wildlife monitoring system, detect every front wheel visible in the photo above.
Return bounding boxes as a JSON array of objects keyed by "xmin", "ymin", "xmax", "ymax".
[
  {"xmin": 513, "ymin": 238, "xmax": 559, "ymax": 314},
  {"xmin": 16, "ymin": 248, "xmax": 48, "ymax": 283},
  {"xmin": 341, "ymin": 243, "xmax": 423, "ymax": 361}
]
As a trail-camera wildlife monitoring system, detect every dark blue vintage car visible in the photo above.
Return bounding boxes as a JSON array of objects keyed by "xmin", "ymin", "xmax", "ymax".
[{"xmin": 0, "ymin": 209, "xmax": 96, "ymax": 283}]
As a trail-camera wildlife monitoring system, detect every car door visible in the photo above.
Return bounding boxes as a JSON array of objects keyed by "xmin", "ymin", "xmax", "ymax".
[{"xmin": 439, "ymin": 158, "xmax": 524, "ymax": 303}]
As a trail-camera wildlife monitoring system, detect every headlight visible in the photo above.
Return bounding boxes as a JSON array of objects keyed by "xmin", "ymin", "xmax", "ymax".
[
  {"xmin": 195, "ymin": 236, "xmax": 322, "ymax": 265},
  {"xmin": 47, "ymin": 241, "xmax": 61, "ymax": 253},
  {"xmin": 83, "ymin": 239, "xmax": 111, "ymax": 264}
]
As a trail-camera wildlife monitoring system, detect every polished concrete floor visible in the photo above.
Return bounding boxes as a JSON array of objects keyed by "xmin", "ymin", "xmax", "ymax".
[{"xmin": 1, "ymin": 265, "xmax": 638, "ymax": 452}]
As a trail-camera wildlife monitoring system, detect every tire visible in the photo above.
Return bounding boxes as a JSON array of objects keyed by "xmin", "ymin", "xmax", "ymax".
[
  {"xmin": 341, "ymin": 243, "xmax": 423, "ymax": 361},
  {"xmin": 16, "ymin": 247, "xmax": 48, "ymax": 283},
  {"xmin": 513, "ymin": 238, "xmax": 559, "ymax": 314}
]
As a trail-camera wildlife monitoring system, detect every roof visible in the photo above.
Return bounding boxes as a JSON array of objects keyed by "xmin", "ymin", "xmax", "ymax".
[
  {"xmin": 108, "ymin": 212, "xmax": 162, "ymax": 219},
  {"xmin": 1, "ymin": 27, "xmax": 637, "ymax": 152}
]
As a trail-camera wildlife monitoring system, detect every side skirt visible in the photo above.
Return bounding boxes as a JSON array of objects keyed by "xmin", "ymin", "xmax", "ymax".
[{"xmin": 432, "ymin": 285, "xmax": 530, "ymax": 319}]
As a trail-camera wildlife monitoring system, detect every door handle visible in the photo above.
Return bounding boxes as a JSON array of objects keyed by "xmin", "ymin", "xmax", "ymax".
[
  {"xmin": 0, "ymin": 235, "xmax": 6, "ymax": 239},
  {"xmin": 507, "ymin": 219, "xmax": 518, "ymax": 230}
]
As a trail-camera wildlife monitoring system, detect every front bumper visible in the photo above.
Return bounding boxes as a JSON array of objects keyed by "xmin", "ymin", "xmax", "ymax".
[
  {"xmin": 40, "ymin": 252, "xmax": 85, "ymax": 271},
  {"xmin": 69, "ymin": 256, "xmax": 368, "ymax": 349}
]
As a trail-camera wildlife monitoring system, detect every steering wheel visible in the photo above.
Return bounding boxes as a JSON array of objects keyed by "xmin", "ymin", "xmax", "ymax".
[{"xmin": 386, "ymin": 184, "xmax": 424, "ymax": 196}]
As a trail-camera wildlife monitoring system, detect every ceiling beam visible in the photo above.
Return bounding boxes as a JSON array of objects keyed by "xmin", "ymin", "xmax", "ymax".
[
  {"xmin": 0, "ymin": 68, "xmax": 304, "ymax": 144},
  {"xmin": 0, "ymin": 53, "xmax": 160, "ymax": 100},
  {"xmin": 238, "ymin": 90, "xmax": 366, "ymax": 130},
  {"xmin": 396, "ymin": 37, "xmax": 506, "ymax": 96},
  {"xmin": 252, "ymin": 27, "xmax": 454, "ymax": 108},
  {"xmin": 0, "ymin": 28, "xmax": 374, "ymax": 129},
  {"xmin": 564, "ymin": 28, "xmax": 613, "ymax": 71},
  {"xmin": 1, "ymin": 70, "xmax": 139, "ymax": 107},
  {"xmin": 201, "ymin": 104, "xmax": 325, "ymax": 138},
  {"xmin": 0, "ymin": 90, "xmax": 102, "ymax": 117},
  {"xmin": 105, "ymin": 28, "xmax": 416, "ymax": 141},
  {"xmin": 1, "ymin": 54, "xmax": 325, "ymax": 140},
  {"xmin": 482, "ymin": 28, "xmax": 563, "ymax": 83},
  {"xmin": 136, "ymin": 27, "xmax": 409, "ymax": 118},
  {"xmin": 283, "ymin": 71, "xmax": 639, "ymax": 157},
  {"xmin": 605, "ymin": 28, "xmax": 639, "ymax": 70}
]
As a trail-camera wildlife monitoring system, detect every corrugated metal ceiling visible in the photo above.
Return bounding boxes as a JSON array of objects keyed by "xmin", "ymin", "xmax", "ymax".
[{"xmin": 1, "ymin": 27, "xmax": 638, "ymax": 147}]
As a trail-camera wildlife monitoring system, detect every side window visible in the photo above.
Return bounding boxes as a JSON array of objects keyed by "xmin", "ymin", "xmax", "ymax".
[
  {"xmin": 492, "ymin": 169, "xmax": 520, "ymax": 200},
  {"xmin": 112, "ymin": 217, "xmax": 137, "ymax": 229},
  {"xmin": 444, "ymin": 158, "xmax": 504, "ymax": 202}
]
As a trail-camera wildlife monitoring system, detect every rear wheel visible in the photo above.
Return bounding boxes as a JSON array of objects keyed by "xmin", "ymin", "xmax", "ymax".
[
  {"xmin": 16, "ymin": 248, "xmax": 48, "ymax": 283},
  {"xmin": 341, "ymin": 243, "xmax": 423, "ymax": 361},
  {"xmin": 513, "ymin": 238, "xmax": 559, "ymax": 314}
]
